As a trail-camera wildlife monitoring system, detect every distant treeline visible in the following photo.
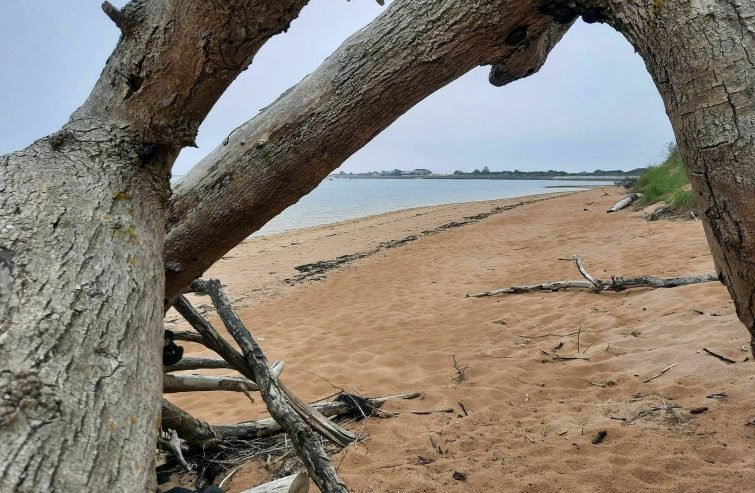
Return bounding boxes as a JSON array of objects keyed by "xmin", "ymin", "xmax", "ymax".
[
  {"xmin": 449, "ymin": 166, "xmax": 645, "ymax": 178},
  {"xmin": 333, "ymin": 166, "xmax": 644, "ymax": 180}
]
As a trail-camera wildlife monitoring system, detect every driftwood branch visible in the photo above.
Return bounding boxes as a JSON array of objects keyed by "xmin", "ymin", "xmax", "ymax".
[
  {"xmin": 161, "ymin": 400, "xmax": 223, "ymax": 447},
  {"xmin": 607, "ymin": 193, "xmax": 639, "ymax": 212},
  {"xmin": 173, "ymin": 295, "xmax": 254, "ymax": 376},
  {"xmin": 573, "ymin": 256, "xmax": 602, "ymax": 290},
  {"xmin": 702, "ymin": 348, "xmax": 737, "ymax": 364},
  {"xmin": 195, "ymin": 278, "xmax": 350, "ymax": 493},
  {"xmin": 220, "ymin": 392, "xmax": 420, "ymax": 440},
  {"xmin": 166, "ymin": 286, "xmax": 423, "ymax": 490},
  {"xmin": 164, "ymin": 357, "xmax": 234, "ymax": 372},
  {"xmin": 170, "ymin": 330, "xmax": 206, "ymax": 344},
  {"xmin": 163, "ymin": 362, "xmax": 284, "ymax": 393},
  {"xmin": 240, "ymin": 472, "xmax": 309, "ymax": 493},
  {"xmin": 168, "ymin": 392, "xmax": 420, "ymax": 446},
  {"xmin": 157, "ymin": 429, "xmax": 191, "ymax": 471},
  {"xmin": 468, "ymin": 257, "xmax": 717, "ymax": 298}
]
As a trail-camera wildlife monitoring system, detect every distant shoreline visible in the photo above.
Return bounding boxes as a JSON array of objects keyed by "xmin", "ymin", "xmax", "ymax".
[{"xmin": 329, "ymin": 175, "xmax": 634, "ymax": 181}]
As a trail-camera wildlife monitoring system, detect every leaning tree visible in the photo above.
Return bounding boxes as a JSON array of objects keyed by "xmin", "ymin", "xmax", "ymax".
[{"xmin": 1, "ymin": 0, "xmax": 753, "ymax": 491}]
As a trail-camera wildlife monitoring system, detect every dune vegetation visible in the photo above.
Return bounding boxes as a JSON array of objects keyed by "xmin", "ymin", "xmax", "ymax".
[{"xmin": 636, "ymin": 144, "xmax": 695, "ymax": 212}]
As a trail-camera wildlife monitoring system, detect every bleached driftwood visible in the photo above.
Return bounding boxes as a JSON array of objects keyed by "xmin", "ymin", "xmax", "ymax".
[
  {"xmin": 163, "ymin": 362, "xmax": 283, "ymax": 393},
  {"xmin": 164, "ymin": 373, "xmax": 257, "ymax": 393},
  {"xmin": 467, "ymin": 256, "xmax": 718, "ymax": 297},
  {"xmin": 164, "ymin": 357, "xmax": 234, "ymax": 372},
  {"xmin": 607, "ymin": 192, "xmax": 639, "ymax": 212},
  {"xmin": 240, "ymin": 473, "xmax": 309, "ymax": 493},
  {"xmin": 157, "ymin": 429, "xmax": 191, "ymax": 471}
]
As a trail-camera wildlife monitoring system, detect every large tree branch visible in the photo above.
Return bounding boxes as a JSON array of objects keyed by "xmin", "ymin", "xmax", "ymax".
[
  {"xmin": 76, "ymin": 0, "xmax": 310, "ymax": 148},
  {"xmin": 164, "ymin": 0, "xmax": 570, "ymax": 299}
]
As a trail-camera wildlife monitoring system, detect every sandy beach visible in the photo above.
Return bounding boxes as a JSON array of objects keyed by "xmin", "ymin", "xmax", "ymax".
[{"xmin": 166, "ymin": 188, "xmax": 755, "ymax": 492}]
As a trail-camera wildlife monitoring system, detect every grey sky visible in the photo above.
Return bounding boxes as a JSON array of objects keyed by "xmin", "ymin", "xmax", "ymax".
[{"xmin": 0, "ymin": 1, "xmax": 675, "ymax": 175}]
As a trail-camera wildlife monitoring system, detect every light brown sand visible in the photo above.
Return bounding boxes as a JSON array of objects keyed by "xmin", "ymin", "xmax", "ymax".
[{"xmin": 167, "ymin": 188, "xmax": 755, "ymax": 492}]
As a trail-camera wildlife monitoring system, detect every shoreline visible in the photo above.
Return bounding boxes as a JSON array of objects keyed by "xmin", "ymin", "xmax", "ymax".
[
  {"xmin": 252, "ymin": 179, "xmax": 612, "ymax": 237},
  {"xmin": 181, "ymin": 191, "xmax": 578, "ymax": 310},
  {"xmin": 169, "ymin": 188, "xmax": 753, "ymax": 493},
  {"xmin": 328, "ymin": 175, "xmax": 631, "ymax": 181},
  {"xmin": 251, "ymin": 190, "xmax": 576, "ymax": 240}
]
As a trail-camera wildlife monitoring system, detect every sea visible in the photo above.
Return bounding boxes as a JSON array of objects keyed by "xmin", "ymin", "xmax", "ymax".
[{"xmin": 172, "ymin": 177, "xmax": 614, "ymax": 237}]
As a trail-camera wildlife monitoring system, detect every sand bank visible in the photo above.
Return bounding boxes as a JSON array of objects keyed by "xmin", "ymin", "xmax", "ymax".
[{"xmin": 167, "ymin": 188, "xmax": 754, "ymax": 492}]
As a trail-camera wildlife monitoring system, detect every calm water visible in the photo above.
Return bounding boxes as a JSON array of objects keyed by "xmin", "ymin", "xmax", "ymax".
[{"xmin": 246, "ymin": 178, "xmax": 612, "ymax": 237}]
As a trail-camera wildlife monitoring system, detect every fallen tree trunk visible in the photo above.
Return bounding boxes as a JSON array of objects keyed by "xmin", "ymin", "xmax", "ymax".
[
  {"xmin": 468, "ymin": 256, "xmax": 718, "ymax": 297},
  {"xmin": 241, "ymin": 473, "xmax": 309, "ymax": 493},
  {"xmin": 0, "ymin": 1, "xmax": 314, "ymax": 487},
  {"xmin": 607, "ymin": 193, "xmax": 639, "ymax": 212}
]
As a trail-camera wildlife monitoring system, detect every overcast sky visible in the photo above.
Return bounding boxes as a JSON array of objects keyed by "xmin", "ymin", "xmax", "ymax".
[{"xmin": 0, "ymin": 1, "xmax": 675, "ymax": 175}]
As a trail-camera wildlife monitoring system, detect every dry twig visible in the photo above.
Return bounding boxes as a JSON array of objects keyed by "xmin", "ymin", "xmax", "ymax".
[
  {"xmin": 702, "ymin": 348, "xmax": 736, "ymax": 364},
  {"xmin": 641, "ymin": 364, "xmax": 677, "ymax": 383}
]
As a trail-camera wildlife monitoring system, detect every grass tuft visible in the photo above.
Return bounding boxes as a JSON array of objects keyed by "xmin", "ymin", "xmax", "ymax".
[{"xmin": 636, "ymin": 144, "xmax": 695, "ymax": 212}]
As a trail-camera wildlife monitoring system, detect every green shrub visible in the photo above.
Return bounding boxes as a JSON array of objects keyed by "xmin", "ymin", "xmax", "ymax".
[
  {"xmin": 636, "ymin": 144, "xmax": 693, "ymax": 210},
  {"xmin": 667, "ymin": 189, "xmax": 695, "ymax": 210}
]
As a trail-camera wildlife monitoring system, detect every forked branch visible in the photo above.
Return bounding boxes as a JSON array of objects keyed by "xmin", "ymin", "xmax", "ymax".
[{"xmin": 467, "ymin": 256, "xmax": 718, "ymax": 298}]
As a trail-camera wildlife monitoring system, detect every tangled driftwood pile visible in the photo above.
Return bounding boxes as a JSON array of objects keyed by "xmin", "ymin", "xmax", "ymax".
[{"xmin": 160, "ymin": 279, "xmax": 421, "ymax": 492}]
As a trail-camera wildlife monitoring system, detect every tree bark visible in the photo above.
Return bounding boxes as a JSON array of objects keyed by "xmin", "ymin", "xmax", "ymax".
[{"xmin": 0, "ymin": 2, "xmax": 309, "ymax": 491}]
